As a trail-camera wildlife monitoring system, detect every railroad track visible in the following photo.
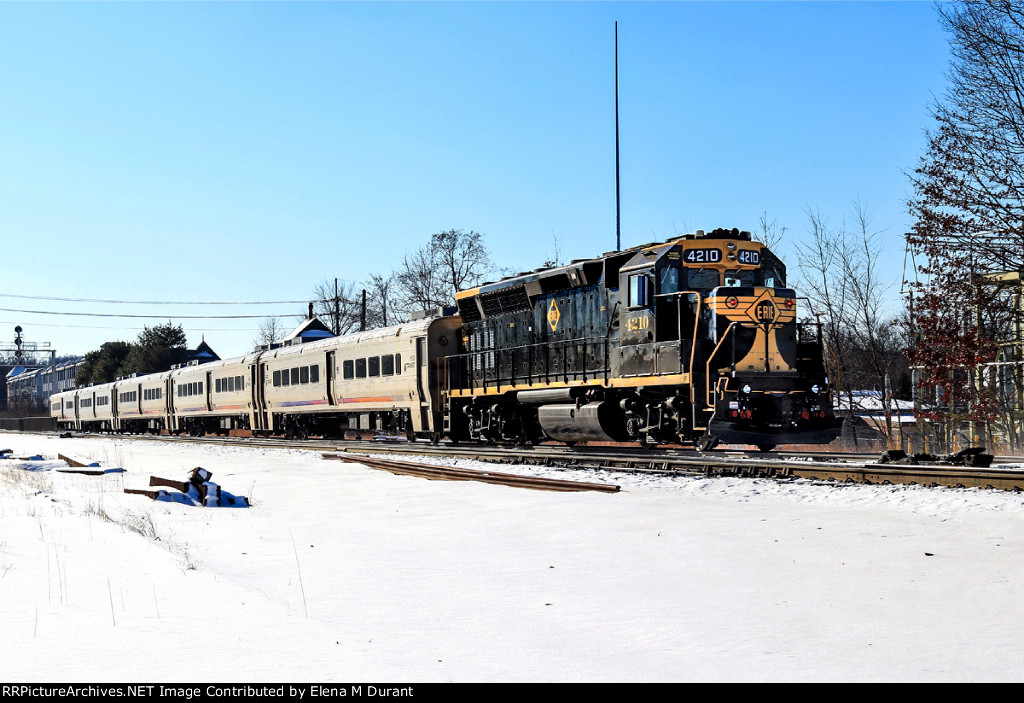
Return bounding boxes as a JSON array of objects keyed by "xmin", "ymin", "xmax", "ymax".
[
  {"xmin": 322, "ymin": 452, "xmax": 621, "ymax": 493},
  {"xmin": 10, "ymin": 429, "xmax": 1024, "ymax": 492}
]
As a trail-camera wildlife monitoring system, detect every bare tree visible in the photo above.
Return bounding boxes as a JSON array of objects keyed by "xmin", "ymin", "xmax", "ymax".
[
  {"xmin": 363, "ymin": 272, "xmax": 400, "ymax": 328},
  {"xmin": 796, "ymin": 204, "xmax": 907, "ymax": 445},
  {"xmin": 908, "ymin": 0, "xmax": 1024, "ymax": 270},
  {"xmin": 841, "ymin": 203, "xmax": 906, "ymax": 441},
  {"xmin": 756, "ymin": 211, "xmax": 788, "ymax": 250},
  {"xmin": 253, "ymin": 317, "xmax": 287, "ymax": 349},
  {"xmin": 395, "ymin": 229, "xmax": 495, "ymax": 314},
  {"xmin": 395, "ymin": 245, "xmax": 446, "ymax": 315},
  {"xmin": 542, "ymin": 231, "xmax": 564, "ymax": 268},
  {"xmin": 796, "ymin": 208, "xmax": 854, "ymax": 418},
  {"xmin": 432, "ymin": 229, "xmax": 494, "ymax": 294},
  {"xmin": 906, "ymin": 0, "xmax": 1024, "ymax": 450},
  {"xmin": 311, "ymin": 278, "xmax": 362, "ymax": 335}
]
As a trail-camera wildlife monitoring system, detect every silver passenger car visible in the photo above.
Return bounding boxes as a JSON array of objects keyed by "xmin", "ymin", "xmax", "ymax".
[{"xmin": 51, "ymin": 313, "xmax": 461, "ymax": 440}]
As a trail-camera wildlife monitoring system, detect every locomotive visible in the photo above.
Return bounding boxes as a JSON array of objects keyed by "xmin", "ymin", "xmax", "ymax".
[
  {"xmin": 444, "ymin": 227, "xmax": 841, "ymax": 450},
  {"xmin": 52, "ymin": 228, "xmax": 841, "ymax": 450}
]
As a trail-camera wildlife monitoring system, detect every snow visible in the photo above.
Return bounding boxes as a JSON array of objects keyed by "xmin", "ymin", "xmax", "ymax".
[{"xmin": 2, "ymin": 432, "xmax": 1023, "ymax": 682}]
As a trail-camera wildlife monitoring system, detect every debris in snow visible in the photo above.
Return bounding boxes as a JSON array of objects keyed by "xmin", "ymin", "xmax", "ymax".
[
  {"xmin": 53, "ymin": 453, "xmax": 126, "ymax": 475},
  {"xmin": 2, "ymin": 452, "xmax": 47, "ymax": 462},
  {"xmin": 59, "ymin": 453, "xmax": 100, "ymax": 468},
  {"xmin": 127, "ymin": 467, "xmax": 248, "ymax": 507},
  {"xmin": 876, "ymin": 446, "xmax": 995, "ymax": 468},
  {"xmin": 57, "ymin": 466, "xmax": 126, "ymax": 476}
]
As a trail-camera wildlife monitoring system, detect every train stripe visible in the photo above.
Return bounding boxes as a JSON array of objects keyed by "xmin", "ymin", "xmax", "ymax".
[{"xmin": 339, "ymin": 396, "xmax": 403, "ymax": 404}]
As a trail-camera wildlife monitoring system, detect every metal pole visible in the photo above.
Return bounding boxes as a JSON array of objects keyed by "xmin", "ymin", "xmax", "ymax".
[
  {"xmin": 360, "ymin": 289, "xmax": 366, "ymax": 332},
  {"xmin": 615, "ymin": 21, "xmax": 621, "ymax": 252},
  {"xmin": 334, "ymin": 278, "xmax": 340, "ymax": 335}
]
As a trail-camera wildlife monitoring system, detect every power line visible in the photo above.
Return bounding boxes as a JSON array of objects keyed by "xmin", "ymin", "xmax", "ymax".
[
  {"xmin": 0, "ymin": 292, "xmax": 308, "ymax": 306},
  {"xmin": 0, "ymin": 319, "xmax": 283, "ymax": 332},
  {"xmin": 0, "ymin": 307, "xmax": 300, "ymax": 320}
]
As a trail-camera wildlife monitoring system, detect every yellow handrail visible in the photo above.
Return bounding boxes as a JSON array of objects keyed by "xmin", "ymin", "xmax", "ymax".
[{"xmin": 705, "ymin": 322, "xmax": 736, "ymax": 408}]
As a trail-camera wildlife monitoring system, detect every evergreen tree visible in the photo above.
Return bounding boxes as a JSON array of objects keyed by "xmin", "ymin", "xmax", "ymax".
[
  {"xmin": 118, "ymin": 323, "xmax": 189, "ymax": 377},
  {"xmin": 75, "ymin": 341, "xmax": 132, "ymax": 387}
]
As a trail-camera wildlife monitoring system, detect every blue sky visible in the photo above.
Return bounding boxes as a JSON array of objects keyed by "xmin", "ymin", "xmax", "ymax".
[{"xmin": 0, "ymin": 2, "xmax": 950, "ymax": 359}]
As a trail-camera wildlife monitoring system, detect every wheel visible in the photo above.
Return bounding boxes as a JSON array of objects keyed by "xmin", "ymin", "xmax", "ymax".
[{"xmin": 756, "ymin": 444, "xmax": 776, "ymax": 453}]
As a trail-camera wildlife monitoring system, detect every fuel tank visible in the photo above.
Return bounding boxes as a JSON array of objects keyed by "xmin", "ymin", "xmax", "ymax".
[{"xmin": 536, "ymin": 402, "xmax": 629, "ymax": 442}]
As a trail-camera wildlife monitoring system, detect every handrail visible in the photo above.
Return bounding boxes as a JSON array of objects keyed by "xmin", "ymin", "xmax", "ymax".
[
  {"xmin": 821, "ymin": 337, "xmax": 842, "ymax": 409},
  {"xmin": 451, "ymin": 336, "xmax": 608, "ymax": 392},
  {"xmin": 705, "ymin": 322, "xmax": 736, "ymax": 408},
  {"xmin": 682, "ymin": 291, "xmax": 702, "ymax": 405}
]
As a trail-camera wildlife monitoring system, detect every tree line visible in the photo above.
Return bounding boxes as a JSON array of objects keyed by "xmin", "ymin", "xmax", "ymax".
[
  {"xmin": 75, "ymin": 323, "xmax": 190, "ymax": 387},
  {"xmin": 71, "ymin": 230, "xmax": 505, "ymax": 387},
  {"xmin": 904, "ymin": 0, "xmax": 1024, "ymax": 451},
  {"xmin": 771, "ymin": 1, "xmax": 1024, "ymax": 453}
]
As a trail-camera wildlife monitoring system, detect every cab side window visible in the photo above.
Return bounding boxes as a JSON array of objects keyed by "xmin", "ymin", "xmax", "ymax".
[{"xmin": 628, "ymin": 274, "xmax": 651, "ymax": 307}]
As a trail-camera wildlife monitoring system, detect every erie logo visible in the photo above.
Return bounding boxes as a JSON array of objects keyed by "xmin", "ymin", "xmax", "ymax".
[
  {"xmin": 755, "ymin": 300, "xmax": 777, "ymax": 323},
  {"xmin": 547, "ymin": 299, "xmax": 561, "ymax": 331}
]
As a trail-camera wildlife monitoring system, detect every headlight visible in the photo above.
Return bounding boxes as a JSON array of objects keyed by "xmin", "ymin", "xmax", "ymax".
[
  {"xmin": 811, "ymin": 384, "xmax": 820, "ymax": 394},
  {"xmin": 742, "ymin": 384, "xmax": 751, "ymax": 394}
]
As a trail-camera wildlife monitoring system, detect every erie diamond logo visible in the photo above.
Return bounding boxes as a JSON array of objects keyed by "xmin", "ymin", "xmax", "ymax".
[
  {"xmin": 547, "ymin": 298, "xmax": 561, "ymax": 332},
  {"xmin": 745, "ymin": 289, "xmax": 779, "ymax": 325}
]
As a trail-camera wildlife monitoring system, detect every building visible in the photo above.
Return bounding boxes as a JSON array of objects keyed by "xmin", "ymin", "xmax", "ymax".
[{"xmin": 6, "ymin": 359, "xmax": 85, "ymax": 412}]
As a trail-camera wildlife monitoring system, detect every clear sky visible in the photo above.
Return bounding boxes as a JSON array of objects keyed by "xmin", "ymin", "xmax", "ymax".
[{"xmin": 0, "ymin": 1, "xmax": 951, "ymax": 360}]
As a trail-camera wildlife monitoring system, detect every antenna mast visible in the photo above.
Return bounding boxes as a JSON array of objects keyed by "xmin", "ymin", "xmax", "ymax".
[{"xmin": 615, "ymin": 21, "xmax": 621, "ymax": 252}]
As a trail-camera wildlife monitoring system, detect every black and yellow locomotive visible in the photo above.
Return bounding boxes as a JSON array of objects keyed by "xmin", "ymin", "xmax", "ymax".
[{"xmin": 444, "ymin": 227, "xmax": 842, "ymax": 450}]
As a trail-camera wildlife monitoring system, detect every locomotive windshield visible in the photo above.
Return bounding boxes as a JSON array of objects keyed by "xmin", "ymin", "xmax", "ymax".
[
  {"xmin": 686, "ymin": 268, "xmax": 720, "ymax": 290},
  {"xmin": 759, "ymin": 265, "xmax": 785, "ymax": 288},
  {"xmin": 724, "ymin": 269, "xmax": 756, "ymax": 287},
  {"xmin": 658, "ymin": 266, "xmax": 680, "ymax": 295},
  {"xmin": 757, "ymin": 248, "xmax": 787, "ymax": 287}
]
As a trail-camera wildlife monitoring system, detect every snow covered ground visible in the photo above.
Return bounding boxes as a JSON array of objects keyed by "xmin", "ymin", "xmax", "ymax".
[{"xmin": 1, "ymin": 431, "xmax": 1023, "ymax": 683}]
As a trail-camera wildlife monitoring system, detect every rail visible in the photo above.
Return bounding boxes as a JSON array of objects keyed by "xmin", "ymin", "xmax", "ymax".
[{"xmin": 323, "ymin": 452, "xmax": 621, "ymax": 493}]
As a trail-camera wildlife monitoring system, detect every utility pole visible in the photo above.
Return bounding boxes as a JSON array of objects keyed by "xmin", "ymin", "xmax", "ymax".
[
  {"xmin": 360, "ymin": 289, "xmax": 367, "ymax": 332},
  {"xmin": 333, "ymin": 278, "xmax": 341, "ymax": 336}
]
